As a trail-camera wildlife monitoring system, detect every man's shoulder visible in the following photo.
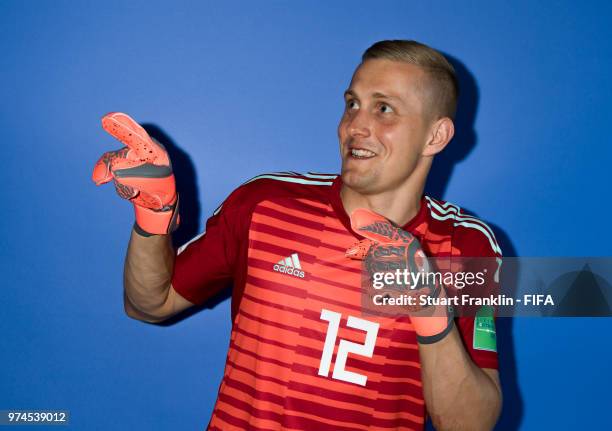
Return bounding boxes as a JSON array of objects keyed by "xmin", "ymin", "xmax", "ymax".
[
  {"xmin": 424, "ymin": 196, "xmax": 502, "ymax": 257},
  {"xmin": 214, "ymin": 171, "xmax": 338, "ymax": 216}
]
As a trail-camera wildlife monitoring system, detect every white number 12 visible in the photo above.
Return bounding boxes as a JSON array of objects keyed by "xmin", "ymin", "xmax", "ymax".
[{"xmin": 317, "ymin": 309, "xmax": 380, "ymax": 386}]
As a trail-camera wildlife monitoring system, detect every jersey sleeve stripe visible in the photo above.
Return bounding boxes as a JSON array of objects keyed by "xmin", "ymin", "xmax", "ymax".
[
  {"xmin": 176, "ymin": 231, "xmax": 205, "ymax": 255},
  {"xmin": 244, "ymin": 174, "xmax": 335, "ymax": 187},
  {"xmin": 304, "ymin": 172, "xmax": 339, "ymax": 179},
  {"xmin": 426, "ymin": 196, "xmax": 498, "ymax": 241},
  {"xmin": 454, "ymin": 221, "xmax": 502, "ymax": 255},
  {"xmin": 425, "ymin": 196, "xmax": 502, "ymax": 255}
]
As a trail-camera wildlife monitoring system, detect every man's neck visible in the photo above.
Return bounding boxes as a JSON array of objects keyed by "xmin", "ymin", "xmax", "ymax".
[{"xmin": 339, "ymin": 164, "xmax": 429, "ymax": 227}]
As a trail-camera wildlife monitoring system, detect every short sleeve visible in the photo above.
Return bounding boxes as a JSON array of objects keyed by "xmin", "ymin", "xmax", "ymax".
[
  {"xmin": 456, "ymin": 315, "xmax": 499, "ymax": 369},
  {"xmin": 171, "ymin": 189, "xmax": 247, "ymax": 305},
  {"xmin": 454, "ymin": 228, "xmax": 502, "ymax": 370}
]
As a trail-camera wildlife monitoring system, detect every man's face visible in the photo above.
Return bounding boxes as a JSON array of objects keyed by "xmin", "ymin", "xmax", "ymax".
[{"xmin": 338, "ymin": 59, "xmax": 432, "ymax": 194}]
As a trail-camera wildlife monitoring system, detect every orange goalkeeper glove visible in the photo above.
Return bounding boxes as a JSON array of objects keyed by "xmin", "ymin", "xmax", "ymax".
[
  {"xmin": 92, "ymin": 112, "xmax": 179, "ymax": 236},
  {"xmin": 346, "ymin": 208, "xmax": 454, "ymax": 344}
]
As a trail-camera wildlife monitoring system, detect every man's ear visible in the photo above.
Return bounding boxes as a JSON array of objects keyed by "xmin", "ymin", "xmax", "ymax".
[{"xmin": 422, "ymin": 117, "xmax": 455, "ymax": 157}]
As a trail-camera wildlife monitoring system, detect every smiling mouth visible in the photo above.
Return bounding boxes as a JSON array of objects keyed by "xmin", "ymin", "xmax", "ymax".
[{"xmin": 350, "ymin": 148, "xmax": 376, "ymax": 159}]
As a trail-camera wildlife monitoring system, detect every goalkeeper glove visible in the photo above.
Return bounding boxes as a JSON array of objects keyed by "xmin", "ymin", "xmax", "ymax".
[
  {"xmin": 346, "ymin": 208, "xmax": 454, "ymax": 344},
  {"xmin": 92, "ymin": 112, "xmax": 179, "ymax": 236}
]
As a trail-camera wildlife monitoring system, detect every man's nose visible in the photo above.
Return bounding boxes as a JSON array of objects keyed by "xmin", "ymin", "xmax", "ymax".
[{"xmin": 348, "ymin": 110, "xmax": 371, "ymax": 138}]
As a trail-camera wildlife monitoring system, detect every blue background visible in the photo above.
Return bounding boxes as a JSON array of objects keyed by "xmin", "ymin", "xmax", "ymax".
[{"xmin": 1, "ymin": 1, "xmax": 611, "ymax": 429}]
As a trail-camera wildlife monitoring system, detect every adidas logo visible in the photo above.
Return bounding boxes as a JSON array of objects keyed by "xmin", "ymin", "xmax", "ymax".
[{"xmin": 273, "ymin": 253, "xmax": 305, "ymax": 278}]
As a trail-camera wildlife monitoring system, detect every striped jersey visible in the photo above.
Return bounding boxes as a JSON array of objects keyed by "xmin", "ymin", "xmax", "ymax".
[{"xmin": 172, "ymin": 172, "xmax": 501, "ymax": 431}]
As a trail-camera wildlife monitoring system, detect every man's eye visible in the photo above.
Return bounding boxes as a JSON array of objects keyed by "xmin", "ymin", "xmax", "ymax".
[
  {"xmin": 379, "ymin": 104, "xmax": 393, "ymax": 114},
  {"xmin": 346, "ymin": 99, "xmax": 359, "ymax": 110}
]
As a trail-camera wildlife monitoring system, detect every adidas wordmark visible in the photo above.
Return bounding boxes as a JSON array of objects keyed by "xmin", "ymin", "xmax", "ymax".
[{"xmin": 273, "ymin": 253, "xmax": 305, "ymax": 278}]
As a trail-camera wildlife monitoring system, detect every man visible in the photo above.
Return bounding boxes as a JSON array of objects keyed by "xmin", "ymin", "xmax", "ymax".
[{"xmin": 93, "ymin": 40, "xmax": 502, "ymax": 430}]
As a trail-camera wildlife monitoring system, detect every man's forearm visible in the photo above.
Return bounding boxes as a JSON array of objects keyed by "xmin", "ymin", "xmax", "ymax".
[
  {"xmin": 418, "ymin": 326, "xmax": 502, "ymax": 431},
  {"xmin": 123, "ymin": 228, "xmax": 175, "ymax": 319}
]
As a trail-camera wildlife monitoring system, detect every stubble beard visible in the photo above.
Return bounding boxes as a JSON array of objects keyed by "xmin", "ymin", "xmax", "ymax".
[{"xmin": 340, "ymin": 162, "xmax": 384, "ymax": 195}]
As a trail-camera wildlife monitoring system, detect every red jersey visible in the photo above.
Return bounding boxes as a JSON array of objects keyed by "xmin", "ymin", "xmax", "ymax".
[{"xmin": 172, "ymin": 172, "xmax": 501, "ymax": 431}]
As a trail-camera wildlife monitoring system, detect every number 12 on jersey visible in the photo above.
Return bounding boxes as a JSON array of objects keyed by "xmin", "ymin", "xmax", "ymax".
[{"xmin": 318, "ymin": 309, "xmax": 380, "ymax": 386}]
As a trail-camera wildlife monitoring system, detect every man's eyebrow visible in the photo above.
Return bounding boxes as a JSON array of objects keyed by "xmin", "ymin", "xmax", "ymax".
[
  {"xmin": 372, "ymin": 92, "xmax": 401, "ymax": 102},
  {"xmin": 343, "ymin": 89, "xmax": 403, "ymax": 104}
]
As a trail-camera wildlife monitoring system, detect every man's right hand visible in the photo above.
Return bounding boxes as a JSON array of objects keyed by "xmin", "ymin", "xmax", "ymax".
[{"xmin": 92, "ymin": 112, "xmax": 179, "ymax": 236}]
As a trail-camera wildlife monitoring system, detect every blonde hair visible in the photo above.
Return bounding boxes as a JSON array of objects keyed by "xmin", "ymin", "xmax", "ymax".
[{"xmin": 362, "ymin": 40, "xmax": 458, "ymax": 120}]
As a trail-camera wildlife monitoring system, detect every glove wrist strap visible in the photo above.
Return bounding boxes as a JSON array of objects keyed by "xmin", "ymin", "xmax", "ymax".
[
  {"xmin": 416, "ymin": 314, "xmax": 454, "ymax": 344},
  {"xmin": 133, "ymin": 195, "xmax": 180, "ymax": 236},
  {"xmin": 413, "ymin": 283, "xmax": 455, "ymax": 344}
]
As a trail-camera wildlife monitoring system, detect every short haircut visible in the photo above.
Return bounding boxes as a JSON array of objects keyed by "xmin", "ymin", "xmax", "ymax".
[{"xmin": 362, "ymin": 40, "xmax": 458, "ymax": 120}]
